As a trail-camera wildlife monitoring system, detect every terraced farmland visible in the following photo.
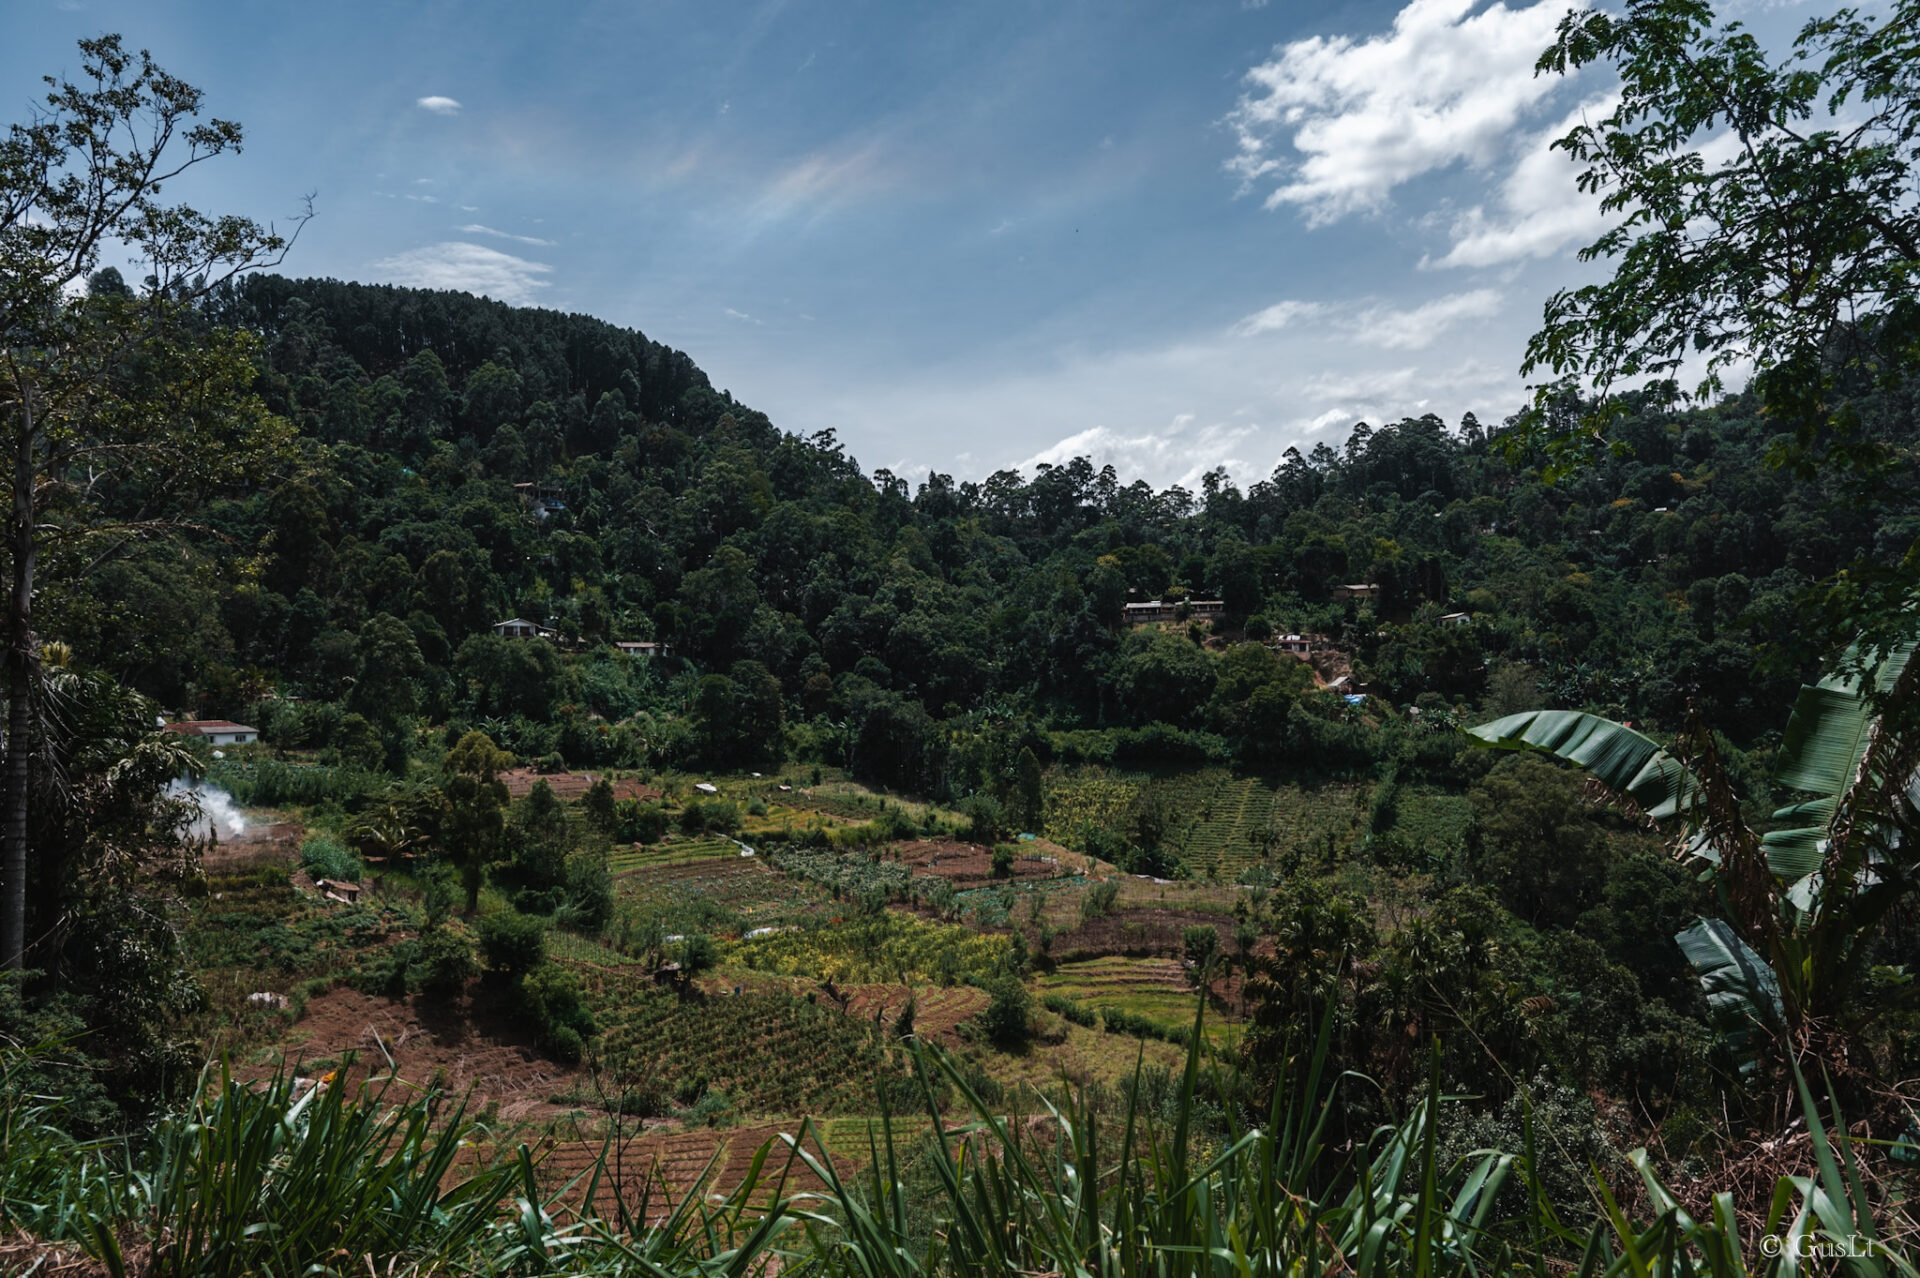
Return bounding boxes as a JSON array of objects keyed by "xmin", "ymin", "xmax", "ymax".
[
  {"xmin": 1036, "ymin": 956, "xmax": 1235, "ymax": 1045},
  {"xmin": 617, "ymin": 855, "xmax": 830, "ymax": 928},
  {"xmin": 1152, "ymin": 772, "xmax": 1369, "ymax": 880},
  {"xmin": 607, "ymin": 836, "xmax": 741, "ymax": 875},
  {"xmin": 582, "ymin": 972, "xmax": 910, "ymax": 1116},
  {"xmin": 527, "ymin": 1121, "xmax": 853, "ymax": 1223},
  {"xmin": 728, "ymin": 913, "xmax": 1009, "ymax": 985}
]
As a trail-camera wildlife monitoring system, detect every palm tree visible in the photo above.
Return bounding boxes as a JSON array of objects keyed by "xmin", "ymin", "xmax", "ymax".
[{"xmin": 1471, "ymin": 639, "xmax": 1918, "ymax": 1064}]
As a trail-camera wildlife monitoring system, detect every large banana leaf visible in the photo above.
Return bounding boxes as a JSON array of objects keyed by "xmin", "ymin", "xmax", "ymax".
[
  {"xmin": 1675, "ymin": 918, "xmax": 1783, "ymax": 1070},
  {"xmin": 1773, "ymin": 643, "xmax": 1914, "ymax": 796},
  {"xmin": 1467, "ymin": 710, "xmax": 1698, "ymax": 820},
  {"xmin": 1765, "ymin": 643, "xmax": 1916, "ymax": 902}
]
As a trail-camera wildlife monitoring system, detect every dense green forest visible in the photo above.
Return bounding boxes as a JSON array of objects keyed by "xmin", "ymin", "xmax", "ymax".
[
  {"xmin": 6, "ymin": 7, "xmax": 1920, "ymax": 1275},
  {"xmin": 77, "ymin": 268, "xmax": 1901, "ymax": 777}
]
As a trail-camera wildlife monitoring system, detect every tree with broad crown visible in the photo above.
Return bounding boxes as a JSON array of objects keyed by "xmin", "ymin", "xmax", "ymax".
[
  {"xmin": 1522, "ymin": 0, "xmax": 1920, "ymax": 481},
  {"xmin": 0, "ymin": 36, "xmax": 306, "ymax": 970}
]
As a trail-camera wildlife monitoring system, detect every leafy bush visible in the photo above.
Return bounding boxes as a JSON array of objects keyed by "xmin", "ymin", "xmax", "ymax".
[
  {"xmin": 561, "ymin": 848, "xmax": 614, "ymax": 933},
  {"xmin": 1041, "ymin": 992, "xmax": 1097, "ymax": 1028},
  {"xmin": 518, "ymin": 962, "xmax": 596, "ymax": 1059},
  {"xmin": 409, "ymin": 923, "xmax": 477, "ymax": 994},
  {"xmin": 617, "ymin": 800, "xmax": 670, "ymax": 844},
  {"xmin": 976, "ymin": 974, "xmax": 1032, "ymax": 1048},
  {"xmin": 476, "ymin": 910, "xmax": 546, "ymax": 977},
  {"xmin": 1081, "ymin": 878, "xmax": 1120, "ymax": 922},
  {"xmin": 990, "ymin": 843, "xmax": 1017, "ymax": 877},
  {"xmin": 957, "ymin": 793, "xmax": 1005, "ymax": 842},
  {"xmin": 679, "ymin": 798, "xmax": 740, "ymax": 835},
  {"xmin": 299, "ymin": 834, "xmax": 361, "ymax": 884}
]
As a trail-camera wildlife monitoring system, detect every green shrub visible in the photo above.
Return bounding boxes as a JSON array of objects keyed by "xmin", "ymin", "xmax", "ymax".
[
  {"xmin": 618, "ymin": 800, "xmax": 670, "ymax": 844},
  {"xmin": 299, "ymin": 834, "xmax": 361, "ymax": 884},
  {"xmin": 957, "ymin": 793, "xmax": 1004, "ymax": 842},
  {"xmin": 518, "ymin": 962, "xmax": 596, "ymax": 1058},
  {"xmin": 991, "ymin": 844, "xmax": 1017, "ymax": 877},
  {"xmin": 409, "ymin": 924, "xmax": 477, "ymax": 994},
  {"xmin": 1041, "ymin": 993, "xmax": 1097, "ymax": 1027},
  {"xmin": 476, "ymin": 910, "xmax": 546, "ymax": 976},
  {"xmin": 546, "ymin": 1023, "xmax": 584, "ymax": 1065},
  {"xmin": 679, "ymin": 798, "xmax": 740, "ymax": 835},
  {"xmin": 1081, "ymin": 879, "xmax": 1120, "ymax": 922},
  {"xmin": 976, "ymin": 974, "xmax": 1032, "ymax": 1048}
]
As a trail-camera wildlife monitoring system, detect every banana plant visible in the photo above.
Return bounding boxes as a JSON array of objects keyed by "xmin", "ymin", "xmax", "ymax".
[{"xmin": 1469, "ymin": 640, "xmax": 1919, "ymax": 1057}]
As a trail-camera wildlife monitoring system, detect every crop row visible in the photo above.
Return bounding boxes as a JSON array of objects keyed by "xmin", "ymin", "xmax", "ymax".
[
  {"xmin": 1042, "ymin": 768, "xmax": 1141, "ymax": 847},
  {"xmin": 583, "ymin": 978, "xmax": 911, "ymax": 1115},
  {"xmin": 725, "ymin": 913, "xmax": 1009, "ymax": 986},
  {"xmin": 608, "ymin": 836, "xmax": 740, "ymax": 875}
]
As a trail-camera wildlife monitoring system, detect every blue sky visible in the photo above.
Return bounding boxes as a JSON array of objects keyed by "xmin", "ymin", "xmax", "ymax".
[{"xmin": 11, "ymin": 0, "xmax": 1808, "ymax": 488}]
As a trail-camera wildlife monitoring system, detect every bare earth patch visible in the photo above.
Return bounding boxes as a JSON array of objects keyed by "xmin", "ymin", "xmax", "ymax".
[{"xmin": 250, "ymin": 983, "xmax": 581, "ymax": 1123}]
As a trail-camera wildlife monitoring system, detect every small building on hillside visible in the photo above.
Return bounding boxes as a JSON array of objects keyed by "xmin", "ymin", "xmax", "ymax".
[
  {"xmin": 162, "ymin": 719, "xmax": 260, "ymax": 746},
  {"xmin": 1439, "ymin": 611, "xmax": 1471, "ymax": 627},
  {"xmin": 1273, "ymin": 633, "xmax": 1321, "ymax": 657},
  {"xmin": 493, "ymin": 617, "xmax": 555, "ymax": 641},
  {"xmin": 513, "ymin": 482, "xmax": 566, "ymax": 520},
  {"xmin": 1122, "ymin": 599, "xmax": 1225, "ymax": 625},
  {"xmin": 1331, "ymin": 583, "xmax": 1379, "ymax": 603},
  {"xmin": 614, "ymin": 640, "xmax": 674, "ymax": 658}
]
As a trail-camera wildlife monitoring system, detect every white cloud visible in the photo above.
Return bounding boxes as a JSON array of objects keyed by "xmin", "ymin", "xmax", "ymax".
[
  {"xmin": 1429, "ymin": 96, "xmax": 1616, "ymax": 268},
  {"xmin": 1227, "ymin": 0, "xmax": 1574, "ymax": 223},
  {"xmin": 1232, "ymin": 299, "xmax": 1323, "ymax": 336},
  {"xmin": 1234, "ymin": 289, "xmax": 1502, "ymax": 350},
  {"xmin": 458, "ymin": 223, "xmax": 557, "ymax": 247},
  {"xmin": 723, "ymin": 307, "xmax": 763, "ymax": 324},
  {"xmin": 1014, "ymin": 415, "xmax": 1264, "ymax": 490},
  {"xmin": 369, "ymin": 242, "xmax": 551, "ymax": 304},
  {"xmin": 417, "ymin": 95, "xmax": 462, "ymax": 115},
  {"xmin": 1350, "ymin": 288, "xmax": 1503, "ymax": 348}
]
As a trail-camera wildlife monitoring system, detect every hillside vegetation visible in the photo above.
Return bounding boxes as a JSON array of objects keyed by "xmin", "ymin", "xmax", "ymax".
[{"xmin": 6, "ymin": 9, "xmax": 1920, "ymax": 1273}]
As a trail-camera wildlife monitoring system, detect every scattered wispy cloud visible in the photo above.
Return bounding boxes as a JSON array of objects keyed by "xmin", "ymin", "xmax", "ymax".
[
  {"xmin": 1234, "ymin": 288, "xmax": 1501, "ymax": 350},
  {"xmin": 417, "ymin": 95, "xmax": 462, "ymax": 115},
  {"xmin": 1015, "ymin": 415, "xmax": 1264, "ymax": 489},
  {"xmin": 458, "ymin": 223, "xmax": 557, "ymax": 247},
  {"xmin": 1428, "ymin": 97, "xmax": 1616, "ymax": 268},
  {"xmin": 723, "ymin": 307, "xmax": 763, "ymax": 324},
  {"xmin": 369, "ymin": 241, "xmax": 551, "ymax": 304},
  {"xmin": 1232, "ymin": 299, "xmax": 1324, "ymax": 336},
  {"xmin": 1350, "ymin": 288, "xmax": 1503, "ymax": 349},
  {"xmin": 1227, "ymin": 0, "xmax": 1574, "ymax": 223}
]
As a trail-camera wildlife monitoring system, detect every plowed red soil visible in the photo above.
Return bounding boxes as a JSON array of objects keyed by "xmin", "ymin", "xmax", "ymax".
[
  {"xmin": 1049, "ymin": 909, "xmax": 1235, "ymax": 959},
  {"xmin": 500, "ymin": 769, "xmax": 662, "ymax": 802},
  {"xmin": 254, "ymin": 984, "xmax": 582, "ymax": 1123},
  {"xmin": 204, "ymin": 820, "xmax": 302, "ymax": 871},
  {"xmin": 889, "ymin": 839, "xmax": 1071, "ymax": 889},
  {"xmin": 527, "ymin": 1121, "xmax": 857, "ymax": 1222}
]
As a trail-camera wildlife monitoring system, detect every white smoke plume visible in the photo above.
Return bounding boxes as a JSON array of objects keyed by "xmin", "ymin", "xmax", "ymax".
[{"xmin": 169, "ymin": 779, "xmax": 247, "ymax": 840}]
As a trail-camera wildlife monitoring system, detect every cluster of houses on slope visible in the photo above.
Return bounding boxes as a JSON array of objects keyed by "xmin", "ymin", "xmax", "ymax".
[{"xmin": 490, "ymin": 617, "xmax": 674, "ymax": 657}]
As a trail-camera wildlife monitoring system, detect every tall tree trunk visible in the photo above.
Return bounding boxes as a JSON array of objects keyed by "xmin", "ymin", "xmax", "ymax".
[{"xmin": 1, "ymin": 402, "xmax": 35, "ymax": 973}]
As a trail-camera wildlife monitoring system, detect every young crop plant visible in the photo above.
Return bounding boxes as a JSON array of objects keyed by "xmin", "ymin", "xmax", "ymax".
[{"xmin": 728, "ymin": 913, "xmax": 1010, "ymax": 985}]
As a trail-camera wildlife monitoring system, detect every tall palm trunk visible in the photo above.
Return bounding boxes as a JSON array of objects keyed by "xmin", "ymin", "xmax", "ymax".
[{"xmin": 1, "ymin": 403, "xmax": 35, "ymax": 972}]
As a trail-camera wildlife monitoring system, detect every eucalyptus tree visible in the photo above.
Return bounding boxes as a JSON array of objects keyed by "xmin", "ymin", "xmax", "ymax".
[{"xmin": 0, "ymin": 36, "xmax": 303, "ymax": 969}]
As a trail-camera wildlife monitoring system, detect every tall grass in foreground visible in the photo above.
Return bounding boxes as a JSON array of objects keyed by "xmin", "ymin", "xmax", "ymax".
[{"xmin": 0, "ymin": 1004, "xmax": 1912, "ymax": 1275}]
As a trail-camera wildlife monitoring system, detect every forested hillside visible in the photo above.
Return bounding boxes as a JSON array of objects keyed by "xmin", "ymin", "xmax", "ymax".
[
  {"xmin": 68, "ymin": 271, "xmax": 1907, "ymax": 788},
  {"xmin": 8, "ymin": 9, "xmax": 1920, "ymax": 1272}
]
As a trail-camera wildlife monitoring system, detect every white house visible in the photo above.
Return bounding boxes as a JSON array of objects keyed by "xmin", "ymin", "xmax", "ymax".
[
  {"xmin": 163, "ymin": 719, "xmax": 260, "ymax": 746},
  {"xmin": 614, "ymin": 640, "xmax": 674, "ymax": 658},
  {"xmin": 493, "ymin": 617, "xmax": 555, "ymax": 640}
]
